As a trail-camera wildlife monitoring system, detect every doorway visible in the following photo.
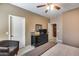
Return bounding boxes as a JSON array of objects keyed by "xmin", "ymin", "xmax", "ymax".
[
  {"xmin": 9, "ymin": 15, "xmax": 25, "ymax": 48},
  {"xmin": 52, "ymin": 24, "xmax": 57, "ymax": 37}
]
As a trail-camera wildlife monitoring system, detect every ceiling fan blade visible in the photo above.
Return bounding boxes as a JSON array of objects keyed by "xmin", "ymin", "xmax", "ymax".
[
  {"xmin": 37, "ymin": 5, "xmax": 46, "ymax": 8},
  {"xmin": 54, "ymin": 5, "xmax": 61, "ymax": 10},
  {"xmin": 47, "ymin": 3, "xmax": 52, "ymax": 5},
  {"xmin": 45, "ymin": 10, "xmax": 48, "ymax": 13}
]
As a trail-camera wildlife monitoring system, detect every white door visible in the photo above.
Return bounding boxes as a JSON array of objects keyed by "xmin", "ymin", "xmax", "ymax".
[{"xmin": 9, "ymin": 15, "xmax": 25, "ymax": 48}]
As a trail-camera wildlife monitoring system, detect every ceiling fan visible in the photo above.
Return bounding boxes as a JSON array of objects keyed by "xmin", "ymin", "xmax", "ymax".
[{"xmin": 36, "ymin": 3, "xmax": 61, "ymax": 13}]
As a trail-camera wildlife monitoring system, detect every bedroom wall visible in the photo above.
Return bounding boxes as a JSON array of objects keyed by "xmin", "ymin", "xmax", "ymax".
[
  {"xmin": 62, "ymin": 7, "xmax": 79, "ymax": 47},
  {"xmin": 0, "ymin": 3, "xmax": 48, "ymax": 46}
]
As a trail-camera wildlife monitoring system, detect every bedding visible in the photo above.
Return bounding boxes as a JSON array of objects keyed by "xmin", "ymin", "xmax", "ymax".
[
  {"xmin": 41, "ymin": 43, "xmax": 79, "ymax": 56},
  {"xmin": 23, "ymin": 41, "xmax": 56, "ymax": 56}
]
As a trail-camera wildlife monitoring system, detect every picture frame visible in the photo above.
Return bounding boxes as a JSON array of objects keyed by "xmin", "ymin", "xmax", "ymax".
[{"xmin": 35, "ymin": 24, "xmax": 42, "ymax": 32}]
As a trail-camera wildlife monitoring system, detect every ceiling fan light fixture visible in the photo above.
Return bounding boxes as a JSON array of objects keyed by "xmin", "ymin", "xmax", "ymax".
[
  {"xmin": 50, "ymin": 4, "xmax": 55, "ymax": 10},
  {"xmin": 46, "ymin": 6, "xmax": 50, "ymax": 10},
  {"xmin": 36, "ymin": 3, "xmax": 61, "ymax": 13}
]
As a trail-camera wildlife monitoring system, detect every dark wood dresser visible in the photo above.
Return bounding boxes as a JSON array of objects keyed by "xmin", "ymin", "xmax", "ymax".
[{"xmin": 31, "ymin": 34, "xmax": 48, "ymax": 47}]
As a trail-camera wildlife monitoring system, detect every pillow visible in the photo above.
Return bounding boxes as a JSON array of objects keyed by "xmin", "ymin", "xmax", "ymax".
[{"xmin": 0, "ymin": 47, "xmax": 9, "ymax": 52}]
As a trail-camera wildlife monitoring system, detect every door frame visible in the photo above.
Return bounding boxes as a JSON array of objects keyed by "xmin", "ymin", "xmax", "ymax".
[
  {"xmin": 8, "ymin": 15, "xmax": 25, "ymax": 47},
  {"xmin": 52, "ymin": 23, "xmax": 57, "ymax": 37},
  {"xmin": 48, "ymin": 23, "xmax": 57, "ymax": 42}
]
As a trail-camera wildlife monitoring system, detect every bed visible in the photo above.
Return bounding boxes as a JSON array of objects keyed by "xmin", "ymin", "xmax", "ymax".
[
  {"xmin": 23, "ymin": 41, "xmax": 79, "ymax": 56},
  {"xmin": 41, "ymin": 43, "xmax": 79, "ymax": 56}
]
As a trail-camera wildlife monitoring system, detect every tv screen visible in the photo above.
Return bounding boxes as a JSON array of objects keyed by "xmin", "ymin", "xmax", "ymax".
[{"xmin": 39, "ymin": 29, "xmax": 47, "ymax": 34}]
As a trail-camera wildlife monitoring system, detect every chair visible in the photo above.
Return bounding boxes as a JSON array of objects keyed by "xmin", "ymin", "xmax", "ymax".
[{"xmin": 0, "ymin": 40, "xmax": 19, "ymax": 56}]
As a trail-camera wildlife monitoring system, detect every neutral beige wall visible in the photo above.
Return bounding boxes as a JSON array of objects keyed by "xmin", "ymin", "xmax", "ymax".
[
  {"xmin": 62, "ymin": 8, "xmax": 79, "ymax": 47},
  {"xmin": 0, "ymin": 3, "xmax": 48, "ymax": 46}
]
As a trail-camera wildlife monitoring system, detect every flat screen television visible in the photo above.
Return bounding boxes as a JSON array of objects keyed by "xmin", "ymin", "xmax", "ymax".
[{"xmin": 39, "ymin": 29, "xmax": 47, "ymax": 34}]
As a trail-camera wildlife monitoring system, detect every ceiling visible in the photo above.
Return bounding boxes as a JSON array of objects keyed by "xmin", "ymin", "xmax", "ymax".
[{"xmin": 11, "ymin": 3, "xmax": 79, "ymax": 18}]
